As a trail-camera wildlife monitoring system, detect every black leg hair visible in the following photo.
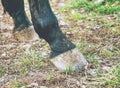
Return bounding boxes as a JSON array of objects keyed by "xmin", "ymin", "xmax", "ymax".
[
  {"xmin": 28, "ymin": 0, "xmax": 76, "ymax": 58},
  {"xmin": 1, "ymin": 0, "xmax": 32, "ymax": 32}
]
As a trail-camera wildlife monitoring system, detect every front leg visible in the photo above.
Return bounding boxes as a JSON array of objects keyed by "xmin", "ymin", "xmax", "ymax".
[
  {"xmin": 28, "ymin": 0, "xmax": 88, "ymax": 71},
  {"xmin": 28, "ymin": 0, "xmax": 75, "ymax": 57}
]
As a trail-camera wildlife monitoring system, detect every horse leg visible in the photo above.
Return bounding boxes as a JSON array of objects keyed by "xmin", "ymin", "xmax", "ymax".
[
  {"xmin": 28, "ymin": 0, "xmax": 88, "ymax": 71},
  {"xmin": 1, "ymin": 0, "xmax": 38, "ymax": 41}
]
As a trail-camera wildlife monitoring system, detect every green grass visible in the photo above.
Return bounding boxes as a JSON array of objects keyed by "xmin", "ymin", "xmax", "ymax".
[
  {"xmin": 0, "ymin": 67, "xmax": 8, "ymax": 77},
  {"xmin": 87, "ymin": 54, "xmax": 99, "ymax": 68},
  {"xmin": 76, "ymin": 42, "xmax": 87, "ymax": 51},
  {"xmin": 19, "ymin": 50, "xmax": 46, "ymax": 76},
  {"xmin": 66, "ymin": 0, "xmax": 120, "ymax": 15},
  {"xmin": 9, "ymin": 49, "xmax": 47, "ymax": 76},
  {"xmin": 100, "ymin": 49, "xmax": 114, "ymax": 59},
  {"xmin": 70, "ymin": 12, "xmax": 88, "ymax": 21},
  {"xmin": 9, "ymin": 79, "xmax": 27, "ymax": 88},
  {"xmin": 102, "ymin": 64, "xmax": 120, "ymax": 87},
  {"xmin": 63, "ymin": 65, "xmax": 75, "ymax": 74}
]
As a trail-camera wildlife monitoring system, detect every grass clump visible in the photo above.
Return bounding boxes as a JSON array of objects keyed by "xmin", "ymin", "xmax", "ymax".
[
  {"xmin": 87, "ymin": 54, "xmax": 99, "ymax": 68},
  {"xmin": 64, "ymin": 65, "xmax": 75, "ymax": 74},
  {"xmin": 100, "ymin": 49, "xmax": 113, "ymax": 59},
  {"xmin": 102, "ymin": 64, "xmax": 120, "ymax": 87},
  {"xmin": 11, "ymin": 50, "xmax": 47, "ymax": 76},
  {"xmin": 0, "ymin": 67, "xmax": 7, "ymax": 77},
  {"xmin": 66, "ymin": 0, "xmax": 120, "ymax": 15},
  {"xmin": 9, "ymin": 79, "xmax": 27, "ymax": 88},
  {"xmin": 76, "ymin": 42, "xmax": 87, "ymax": 51}
]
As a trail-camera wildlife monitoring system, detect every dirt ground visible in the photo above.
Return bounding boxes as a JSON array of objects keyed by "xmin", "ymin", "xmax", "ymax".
[{"xmin": 0, "ymin": 1, "xmax": 120, "ymax": 88}]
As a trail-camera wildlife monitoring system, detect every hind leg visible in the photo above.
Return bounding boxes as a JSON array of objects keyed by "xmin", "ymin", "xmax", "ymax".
[{"xmin": 1, "ymin": 0, "xmax": 38, "ymax": 41}]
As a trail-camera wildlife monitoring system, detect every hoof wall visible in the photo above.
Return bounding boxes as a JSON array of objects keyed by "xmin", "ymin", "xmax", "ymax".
[
  {"xmin": 50, "ymin": 48, "xmax": 88, "ymax": 72},
  {"xmin": 13, "ymin": 26, "xmax": 39, "ymax": 42}
]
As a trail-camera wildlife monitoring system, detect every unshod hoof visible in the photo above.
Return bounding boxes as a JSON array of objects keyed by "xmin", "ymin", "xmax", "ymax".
[
  {"xmin": 50, "ymin": 48, "xmax": 88, "ymax": 72},
  {"xmin": 13, "ymin": 26, "xmax": 39, "ymax": 42}
]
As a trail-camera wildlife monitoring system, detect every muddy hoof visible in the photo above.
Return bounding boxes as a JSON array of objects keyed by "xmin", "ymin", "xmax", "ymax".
[
  {"xmin": 13, "ymin": 26, "xmax": 39, "ymax": 42},
  {"xmin": 50, "ymin": 48, "xmax": 88, "ymax": 72}
]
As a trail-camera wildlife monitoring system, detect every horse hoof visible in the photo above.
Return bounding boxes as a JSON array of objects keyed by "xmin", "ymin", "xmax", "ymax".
[
  {"xmin": 50, "ymin": 48, "xmax": 88, "ymax": 72},
  {"xmin": 13, "ymin": 26, "xmax": 39, "ymax": 42}
]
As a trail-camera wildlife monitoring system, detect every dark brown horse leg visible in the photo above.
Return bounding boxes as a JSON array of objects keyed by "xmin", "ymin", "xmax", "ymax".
[{"xmin": 28, "ymin": 0, "xmax": 88, "ymax": 71}]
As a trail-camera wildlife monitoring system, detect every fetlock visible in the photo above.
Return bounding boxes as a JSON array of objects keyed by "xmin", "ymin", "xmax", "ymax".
[
  {"xmin": 50, "ymin": 33, "xmax": 76, "ymax": 58},
  {"xmin": 1, "ymin": 0, "xmax": 32, "ymax": 33},
  {"xmin": 13, "ymin": 12, "xmax": 32, "ymax": 32}
]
